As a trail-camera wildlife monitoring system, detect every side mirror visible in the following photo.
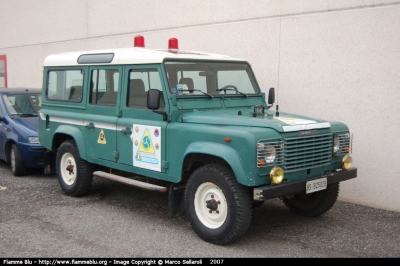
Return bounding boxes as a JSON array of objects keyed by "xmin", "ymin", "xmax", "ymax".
[
  {"xmin": 147, "ymin": 89, "xmax": 161, "ymax": 110},
  {"xmin": 268, "ymin": 88, "xmax": 275, "ymax": 105}
]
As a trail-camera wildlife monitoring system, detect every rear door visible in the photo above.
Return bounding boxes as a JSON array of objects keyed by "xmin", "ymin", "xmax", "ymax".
[{"xmin": 84, "ymin": 66, "xmax": 122, "ymax": 162}]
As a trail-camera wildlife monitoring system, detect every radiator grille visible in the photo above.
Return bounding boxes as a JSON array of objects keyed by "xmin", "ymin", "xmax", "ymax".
[
  {"xmin": 283, "ymin": 133, "xmax": 333, "ymax": 172},
  {"xmin": 257, "ymin": 133, "xmax": 333, "ymax": 172}
]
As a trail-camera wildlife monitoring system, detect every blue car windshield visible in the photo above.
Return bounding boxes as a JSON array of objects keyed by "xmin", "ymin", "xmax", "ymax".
[{"xmin": 2, "ymin": 93, "xmax": 42, "ymax": 115}]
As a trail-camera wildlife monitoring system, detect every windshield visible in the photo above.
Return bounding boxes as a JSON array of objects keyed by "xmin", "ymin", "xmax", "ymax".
[
  {"xmin": 2, "ymin": 93, "xmax": 42, "ymax": 115},
  {"xmin": 164, "ymin": 61, "xmax": 260, "ymax": 96}
]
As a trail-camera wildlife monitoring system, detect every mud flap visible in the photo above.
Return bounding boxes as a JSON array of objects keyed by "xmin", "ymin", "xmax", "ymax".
[
  {"xmin": 168, "ymin": 183, "xmax": 185, "ymax": 218},
  {"xmin": 44, "ymin": 150, "xmax": 56, "ymax": 175}
]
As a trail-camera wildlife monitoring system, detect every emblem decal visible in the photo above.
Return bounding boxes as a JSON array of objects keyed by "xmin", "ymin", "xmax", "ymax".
[
  {"xmin": 97, "ymin": 129, "xmax": 107, "ymax": 144},
  {"xmin": 299, "ymin": 130, "xmax": 317, "ymax": 136}
]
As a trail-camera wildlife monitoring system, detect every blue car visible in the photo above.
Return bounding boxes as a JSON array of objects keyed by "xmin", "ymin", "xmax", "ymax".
[{"xmin": 0, "ymin": 88, "xmax": 46, "ymax": 176}]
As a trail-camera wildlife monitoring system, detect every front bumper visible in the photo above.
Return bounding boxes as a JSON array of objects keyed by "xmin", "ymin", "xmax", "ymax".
[
  {"xmin": 253, "ymin": 167, "xmax": 357, "ymax": 201},
  {"xmin": 19, "ymin": 143, "xmax": 47, "ymax": 168}
]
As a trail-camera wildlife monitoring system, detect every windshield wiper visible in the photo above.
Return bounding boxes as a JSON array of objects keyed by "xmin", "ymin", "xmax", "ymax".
[
  {"xmin": 187, "ymin": 89, "xmax": 214, "ymax": 98},
  {"xmin": 12, "ymin": 113, "xmax": 38, "ymax": 117},
  {"xmin": 216, "ymin": 87, "xmax": 248, "ymax": 97}
]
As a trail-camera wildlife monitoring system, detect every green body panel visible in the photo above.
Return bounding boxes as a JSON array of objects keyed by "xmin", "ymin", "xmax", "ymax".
[
  {"xmin": 39, "ymin": 61, "xmax": 353, "ymax": 188},
  {"xmin": 54, "ymin": 124, "xmax": 87, "ymax": 159}
]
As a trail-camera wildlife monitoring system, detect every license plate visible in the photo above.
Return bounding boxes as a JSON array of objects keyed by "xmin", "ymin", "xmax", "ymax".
[{"xmin": 306, "ymin": 178, "xmax": 327, "ymax": 194}]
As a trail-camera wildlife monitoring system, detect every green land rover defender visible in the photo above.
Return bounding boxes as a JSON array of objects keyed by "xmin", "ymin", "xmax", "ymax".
[{"xmin": 39, "ymin": 36, "xmax": 357, "ymax": 245}]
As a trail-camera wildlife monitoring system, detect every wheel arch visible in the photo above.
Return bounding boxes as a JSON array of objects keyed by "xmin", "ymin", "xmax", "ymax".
[
  {"xmin": 182, "ymin": 141, "xmax": 247, "ymax": 185},
  {"xmin": 52, "ymin": 125, "xmax": 87, "ymax": 160}
]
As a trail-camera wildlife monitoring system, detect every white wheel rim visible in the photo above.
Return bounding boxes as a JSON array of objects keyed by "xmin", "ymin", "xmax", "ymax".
[
  {"xmin": 194, "ymin": 182, "xmax": 228, "ymax": 229},
  {"xmin": 60, "ymin": 152, "xmax": 77, "ymax": 185},
  {"xmin": 10, "ymin": 149, "xmax": 16, "ymax": 171}
]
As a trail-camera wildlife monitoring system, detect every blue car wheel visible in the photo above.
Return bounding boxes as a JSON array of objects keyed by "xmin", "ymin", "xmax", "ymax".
[{"xmin": 10, "ymin": 144, "xmax": 27, "ymax": 176}]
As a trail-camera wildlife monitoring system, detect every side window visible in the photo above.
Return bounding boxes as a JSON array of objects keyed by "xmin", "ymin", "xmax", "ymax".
[
  {"xmin": 47, "ymin": 70, "xmax": 84, "ymax": 102},
  {"xmin": 127, "ymin": 69, "xmax": 163, "ymax": 109},
  {"xmin": 90, "ymin": 69, "xmax": 119, "ymax": 106}
]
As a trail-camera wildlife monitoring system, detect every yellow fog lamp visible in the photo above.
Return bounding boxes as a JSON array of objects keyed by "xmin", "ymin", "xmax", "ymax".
[
  {"xmin": 270, "ymin": 166, "xmax": 284, "ymax": 185},
  {"xmin": 342, "ymin": 155, "xmax": 353, "ymax": 170}
]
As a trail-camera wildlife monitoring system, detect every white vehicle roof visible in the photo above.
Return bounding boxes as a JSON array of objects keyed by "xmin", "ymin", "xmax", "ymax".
[{"xmin": 43, "ymin": 47, "xmax": 246, "ymax": 67}]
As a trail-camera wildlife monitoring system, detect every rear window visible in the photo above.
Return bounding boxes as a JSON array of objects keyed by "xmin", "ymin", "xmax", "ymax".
[{"xmin": 46, "ymin": 69, "xmax": 84, "ymax": 102}]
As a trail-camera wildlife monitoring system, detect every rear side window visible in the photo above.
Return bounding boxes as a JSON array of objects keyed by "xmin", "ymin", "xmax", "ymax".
[
  {"xmin": 89, "ymin": 69, "xmax": 120, "ymax": 106},
  {"xmin": 47, "ymin": 70, "xmax": 84, "ymax": 102}
]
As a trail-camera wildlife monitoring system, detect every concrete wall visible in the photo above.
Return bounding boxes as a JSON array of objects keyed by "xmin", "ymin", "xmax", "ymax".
[{"xmin": 1, "ymin": 0, "xmax": 399, "ymax": 212}]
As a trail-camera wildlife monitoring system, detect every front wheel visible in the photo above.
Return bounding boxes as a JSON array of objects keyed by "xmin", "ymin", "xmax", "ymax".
[
  {"xmin": 282, "ymin": 183, "xmax": 340, "ymax": 217},
  {"xmin": 10, "ymin": 144, "xmax": 27, "ymax": 176},
  {"xmin": 184, "ymin": 164, "xmax": 252, "ymax": 245},
  {"xmin": 56, "ymin": 140, "xmax": 93, "ymax": 197}
]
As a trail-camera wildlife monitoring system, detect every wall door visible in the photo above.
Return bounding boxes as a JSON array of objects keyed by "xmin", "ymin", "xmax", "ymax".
[{"xmin": 0, "ymin": 55, "xmax": 7, "ymax": 88}]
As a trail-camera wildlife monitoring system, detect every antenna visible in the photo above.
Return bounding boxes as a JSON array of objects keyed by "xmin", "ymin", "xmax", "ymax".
[{"xmin": 276, "ymin": 0, "xmax": 282, "ymax": 117}]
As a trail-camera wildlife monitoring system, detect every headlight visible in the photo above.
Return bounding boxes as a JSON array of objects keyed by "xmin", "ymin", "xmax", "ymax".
[
  {"xmin": 257, "ymin": 141, "xmax": 283, "ymax": 167},
  {"xmin": 264, "ymin": 145, "xmax": 276, "ymax": 163},
  {"xmin": 333, "ymin": 133, "xmax": 352, "ymax": 155},
  {"xmin": 258, "ymin": 143, "xmax": 276, "ymax": 164},
  {"xmin": 333, "ymin": 135, "xmax": 340, "ymax": 153},
  {"xmin": 270, "ymin": 166, "xmax": 284, "ymax": 184},
  {"xmin": 28, "ymin": 136, "xmax": 39, "ymax": 143}
]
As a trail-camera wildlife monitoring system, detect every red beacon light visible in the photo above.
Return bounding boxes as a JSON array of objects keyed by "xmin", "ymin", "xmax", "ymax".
[
  {"xmin": 134, "ymin": 35, "xmax": 145, "ymax": 48},
  {"xmin": 168, "ymin": 38, "xmax": 179, "ymax": 53}
]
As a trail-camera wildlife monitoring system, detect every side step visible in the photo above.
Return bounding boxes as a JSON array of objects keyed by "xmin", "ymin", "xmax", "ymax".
[{"xmin": 93, "ymin": 171, "xmax": 168, "ymax": 192}]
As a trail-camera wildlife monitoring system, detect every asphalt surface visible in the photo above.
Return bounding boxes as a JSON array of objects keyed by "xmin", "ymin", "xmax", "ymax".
[{"xmin": 1, "ymin": 160, "xmax": 399, "ymax": 259}]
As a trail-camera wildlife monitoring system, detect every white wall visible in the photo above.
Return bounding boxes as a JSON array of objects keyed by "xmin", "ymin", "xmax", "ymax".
[{"xmin": 1, "ymin": 0, "xmax": 399, "ymax": 212}]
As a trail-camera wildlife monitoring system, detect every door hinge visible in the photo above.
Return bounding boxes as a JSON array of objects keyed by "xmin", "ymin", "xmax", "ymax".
[
  {"xmin": 114, "ymin": 151, "xmax": 119, "ymax": 159},
  {"xmin": 162, "ymin": 161, "xmax": 169, "ymax": 169}
]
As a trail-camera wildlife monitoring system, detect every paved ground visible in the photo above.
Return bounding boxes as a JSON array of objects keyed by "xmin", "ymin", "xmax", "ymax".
[{"xmin": 0, "ymin": 160, "xmax": 399, "ymax": 258}]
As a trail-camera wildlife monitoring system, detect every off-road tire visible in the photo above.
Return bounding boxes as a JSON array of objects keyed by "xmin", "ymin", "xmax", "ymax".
[
  {"xmin": 56, "ymin": 140, "xmax": 93, "ymax": 197},
  {"xmin": 282, "ymin": 183, "xmax": 340, "ymax": 217},
  {"xmin": 251, "ymin": 200, "xmax": 264, "ymax": 208},
  {"xmin": 184, "ymin": 164, "xmax": 252, "ymax": 245},
  {"xmin": 10, "ymin": 144, "xmax": 27, "ymax": 176}
]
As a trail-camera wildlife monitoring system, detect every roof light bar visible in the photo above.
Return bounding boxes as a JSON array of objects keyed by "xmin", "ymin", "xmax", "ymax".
[
  {"xmin": 168, "ymin": 38, "xmax": 179, "ymax": 53},
  {"xmin": 134, "ymin": 35, "xmax": 145, "ymax": 47}
]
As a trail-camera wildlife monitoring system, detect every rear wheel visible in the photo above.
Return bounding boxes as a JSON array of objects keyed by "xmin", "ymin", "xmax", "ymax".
[
  {"xmin": 251, "ymin": 200, "xmax": 264, "ymax": 208},
  {"xmin": 282, "ymin": 183, "xmax": 339, "ymax": 217},
  {"xmin": 10, "ymin": 144, "xmax": 27, "ymax": 176},
  {"xmin": 185, "ymin": 164, "xmax": 252, "ymax": 245},
  {"xmin": 56, "ymin": 140, "xmax": 93, "ymax": 197}
]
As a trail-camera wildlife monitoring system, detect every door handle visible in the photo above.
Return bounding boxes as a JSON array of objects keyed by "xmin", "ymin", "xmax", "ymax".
[
  {"xmin": 85, "ymin": 123, "xmax": 95, "ymax": 129},
  {"xmin": 121, "ymin": 128, "xmax": 132, "ymax": 134}
]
